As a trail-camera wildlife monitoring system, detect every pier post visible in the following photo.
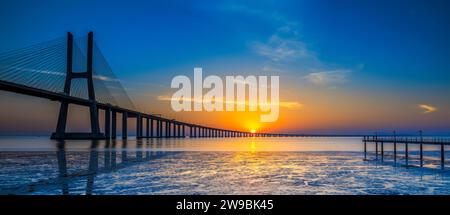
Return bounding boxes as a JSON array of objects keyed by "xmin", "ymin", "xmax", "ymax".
[
  {"xmin": 419, "ymin": 130, "xmax": 423, "ymax": 167},
  {"xmin": 381, "ymin": 141, "xmax": 384, "ymax": 161},
  {"xmin": 405, "ymin": 142, "xmax": 409, "ymax": 167},
  {"xmin": 182, "ymin": 125, "xmax": 185, "ymax": 137},
  {"xmin": 375, "ymin": 141, "xmax": 378, "ymax": 160},
  {"xmin": 441, "ymin": 141, "xmax": 445, "ymax": 170},
  {"xmin": 122, "ymin": 112, "xmax": 128, "ymax": 139},
  {"xmin": 393, "ymin": 131, "xmax": 397, "ymax": 163},
  {"xmin": 363, "ymin": 136, "xmax": 367, "ymax": 160}
]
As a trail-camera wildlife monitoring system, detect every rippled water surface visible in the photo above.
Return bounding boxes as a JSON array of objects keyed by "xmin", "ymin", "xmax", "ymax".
[{"xmin": 0, "ymin": 136, "xmax": 449, "ymax": 195}]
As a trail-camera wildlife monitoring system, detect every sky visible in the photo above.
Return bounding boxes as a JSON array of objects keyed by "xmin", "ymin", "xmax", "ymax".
[{"xmin": 0, "ymin": 0, "xmax": 450, "ymax": 135}]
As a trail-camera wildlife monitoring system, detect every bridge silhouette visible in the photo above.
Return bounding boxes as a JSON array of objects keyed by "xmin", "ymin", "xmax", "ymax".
[{"xmin": 0, "ymin": 32, "xmax": 296, "ymax": 140}]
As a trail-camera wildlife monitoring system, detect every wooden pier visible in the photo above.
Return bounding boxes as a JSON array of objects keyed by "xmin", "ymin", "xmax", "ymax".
[{"xmin": 363, "ymin": 135, "xmax": 450, "ymax": 170}]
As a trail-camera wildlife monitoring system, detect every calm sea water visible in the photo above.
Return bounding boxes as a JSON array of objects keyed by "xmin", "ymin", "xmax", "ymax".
[{"xmin": 0, "ymin": 136, "xmax": 450, "ymax": 195}]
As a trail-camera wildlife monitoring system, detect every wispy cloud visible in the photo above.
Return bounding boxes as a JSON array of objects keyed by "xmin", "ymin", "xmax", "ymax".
[
  {"xmin": 251, "ymin": 35, "xmax": 312, "ymax": 62},
  {"xmin": 419, "ymin": 104, "xmax": 437, "ymax": 114},
  {"xmin": 305, "ymin": 70, "xmax": 350, "ymax": 86}
]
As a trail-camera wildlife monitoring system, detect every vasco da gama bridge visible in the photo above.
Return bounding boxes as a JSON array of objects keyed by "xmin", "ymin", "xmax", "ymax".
[{"xmin": 0, "ymin": 32, "xmax": 290, "ymax": 140}]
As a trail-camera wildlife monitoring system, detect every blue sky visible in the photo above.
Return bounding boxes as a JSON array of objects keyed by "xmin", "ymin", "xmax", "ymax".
[{"xmin": 1, "ymin": 0, "xmax": 450, "ymax": 134}]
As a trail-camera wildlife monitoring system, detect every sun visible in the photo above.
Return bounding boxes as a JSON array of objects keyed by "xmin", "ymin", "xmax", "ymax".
[{"xmin": 250, "ymin": 129, "xmax": 256, "ymax": 134}]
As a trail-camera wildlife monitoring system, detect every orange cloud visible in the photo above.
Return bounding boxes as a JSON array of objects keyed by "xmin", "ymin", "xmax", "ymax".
[{"xmin": 419, "ymin": 104, "xmax": 437, "ymax": 114}]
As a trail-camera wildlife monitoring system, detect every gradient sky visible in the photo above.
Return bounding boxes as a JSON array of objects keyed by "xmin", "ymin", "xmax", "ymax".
[{"xmin": 1, "ymin": 0, "xmax": 450, "ymax": 135}]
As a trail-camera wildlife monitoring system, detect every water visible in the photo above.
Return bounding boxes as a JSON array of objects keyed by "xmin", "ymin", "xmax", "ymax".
[{"xmin": 0, "ymin": 136, "xmax": 450, "ymax": 195}]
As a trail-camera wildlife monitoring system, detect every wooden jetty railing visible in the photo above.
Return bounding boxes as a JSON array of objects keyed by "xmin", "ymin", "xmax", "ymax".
[{"xmin": 362, "ymin": 135, "xmax": 450, "ymax": 170}]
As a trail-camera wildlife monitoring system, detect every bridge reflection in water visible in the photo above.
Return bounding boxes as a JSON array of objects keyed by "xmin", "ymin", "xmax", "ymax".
[{"xmin": 52, "ymin": 139, "xmax": 172, "ymax": 195}]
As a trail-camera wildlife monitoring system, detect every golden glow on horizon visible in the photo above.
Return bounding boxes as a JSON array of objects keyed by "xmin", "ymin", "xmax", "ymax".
[
  {"xmin": 250, "ymin": 129, "xmax": 256, "ymax": 134},
  {"xmin": 106, "ymin": 81, "xmax": 450, "ymax": 134}
]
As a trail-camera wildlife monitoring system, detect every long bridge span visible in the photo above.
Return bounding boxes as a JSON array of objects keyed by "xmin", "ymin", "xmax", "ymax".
[{"xmin": 0, "ymin": 32, "xmax": 295, "ymax": 139}]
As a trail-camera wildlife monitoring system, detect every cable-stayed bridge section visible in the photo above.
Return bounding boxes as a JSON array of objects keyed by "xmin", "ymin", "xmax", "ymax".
[{"xmin": 0, "ymin": 32, "xmax": 290, "ymax": 139}]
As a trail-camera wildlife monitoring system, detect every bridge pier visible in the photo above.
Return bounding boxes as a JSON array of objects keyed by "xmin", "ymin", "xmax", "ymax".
[
  {"xmin": 149, "ymin": 119, "xmax": 154, "ymax": 138},
  {"xmin": 171, "ymin": 123, "xmax": 174, "ymax": 138},
  {"xmin": 146, "ymin": 118, "xmax": 149, "ymax": 138},
  {"xmin": 50, "ymin": 32, "xmax": 105, "ymax": 140},
  {"xmin": 136, "ymin": 114, "xmax": 142, "ymax": 139},
  {"xmin": 111, "ymin": 110, "xmax": 117, "ymax": 139},
  {"xmin": 165, "ymin": 122, "xmax": 169, "ymax": 138},
  {"xmin": 174, "ymin": 123, "xmax": 177, "ymax": 137},
  {"xmin": 122, "ymin": 112, "xmax": 128, "ymax": 139},
  {"xmin": 105, "ymin": 108, "xmax": 111, "ymax": 139},
  {"xmin": 182, "ymin": 125, "xmax": 185, "ymax": 137},
  {"xmin": 159, "ymin": 121, "xmax": 163, "ymax": 137},
  {"xmin": 156, "ymin": 120, "xmax": 160, "ymax": 138}
]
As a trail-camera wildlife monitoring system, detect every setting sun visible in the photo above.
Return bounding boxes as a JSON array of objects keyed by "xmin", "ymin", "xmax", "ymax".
[{"xmin": 250, "ymin": 129, "xmax": 256, "ymax": 134}]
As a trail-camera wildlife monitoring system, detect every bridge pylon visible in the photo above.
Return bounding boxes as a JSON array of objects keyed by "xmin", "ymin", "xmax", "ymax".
[{"xmin": 51, "ymin": 32, "xmax": 105, "ymax": 140}]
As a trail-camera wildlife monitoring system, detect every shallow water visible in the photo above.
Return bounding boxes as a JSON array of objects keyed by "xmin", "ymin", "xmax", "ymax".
[{"xmin": 0, "ymin": 137, "xmax": 449, "ymax": 195}]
